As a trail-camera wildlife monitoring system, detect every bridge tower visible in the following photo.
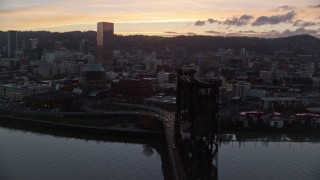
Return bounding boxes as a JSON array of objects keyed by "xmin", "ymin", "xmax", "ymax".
[{"xmin": 175, "ymin": 70, "xmax": 220, "ymax": 180}]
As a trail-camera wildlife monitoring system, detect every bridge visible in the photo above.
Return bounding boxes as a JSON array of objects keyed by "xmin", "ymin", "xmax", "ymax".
[{"xmin": 161, "ymin": 70, "xmax": 220, "ymax": 180}]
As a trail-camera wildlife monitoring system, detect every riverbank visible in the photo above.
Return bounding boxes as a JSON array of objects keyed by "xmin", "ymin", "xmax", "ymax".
[{"xmin": 0, "ymin": 114, "xmax": 164, "ymax": 139}]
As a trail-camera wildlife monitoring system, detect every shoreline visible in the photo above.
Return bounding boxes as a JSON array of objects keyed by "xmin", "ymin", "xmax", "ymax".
[{"xmin": 0, "ymin": 114, "xmax": 164, "ymax": 139}]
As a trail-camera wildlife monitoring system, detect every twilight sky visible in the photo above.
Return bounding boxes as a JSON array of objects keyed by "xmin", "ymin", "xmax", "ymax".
[{"xmin": 0, "ymin": 0, "xmax": 319, "ymax": 37}]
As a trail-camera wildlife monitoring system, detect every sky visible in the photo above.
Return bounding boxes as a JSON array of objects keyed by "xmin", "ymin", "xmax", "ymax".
[{"xmin": 0, "ymin": 0, "xmax": 320, "ymax": 38}]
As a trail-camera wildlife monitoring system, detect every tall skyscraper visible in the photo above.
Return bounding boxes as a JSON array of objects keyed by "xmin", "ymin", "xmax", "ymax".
[
  {"xmin": 7, "ymin": 30, "xmax": 17, "ymax": 58},
  {"xmin": 97, "ymin": 22, "xmax": 114, "ymax": 71}
]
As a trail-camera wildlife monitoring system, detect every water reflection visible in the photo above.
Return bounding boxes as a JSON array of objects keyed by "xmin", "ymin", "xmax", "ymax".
[
  {"xmin": 143, "ymin": 144, "xmax": 155, "ymax": 157},
  {"xmin": 220, "ymin": 131, "xmax": 320, "ymax": 142},
  {"xmin": 0, "ymin": 124, "xmax": 172, "ymax": 180},
  {"xmin": 219, "ymin": 139, "xmax": 320, "ymax": 180},
  {"xmin": 220, "ymin": 139, "xmax": 314, "ymax": 149}
]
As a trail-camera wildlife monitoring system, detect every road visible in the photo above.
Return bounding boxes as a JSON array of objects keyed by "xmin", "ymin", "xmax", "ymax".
[{"xmin": 161, "ymin": 111, "xmax": 186, "ymax": 180}]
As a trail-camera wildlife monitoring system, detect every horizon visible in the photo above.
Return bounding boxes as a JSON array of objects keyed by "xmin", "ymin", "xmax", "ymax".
[
  {"xmin": 1, "ymin": 28, "xmax": 320, "ymax": 39},
  {"xmin": 1, "ymin": 0, "xmax": 320, "ymax": 38}
]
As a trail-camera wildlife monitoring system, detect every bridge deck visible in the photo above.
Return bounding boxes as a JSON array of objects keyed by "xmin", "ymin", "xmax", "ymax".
[{"xmin": 162, "ymin": 112, "xmax": 186, "ymax": 180}]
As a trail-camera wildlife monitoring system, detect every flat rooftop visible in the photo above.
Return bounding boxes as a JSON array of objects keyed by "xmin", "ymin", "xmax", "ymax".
[{"xmin": 144, "ymin": 96, "xmax": 176, "ymax": 104}]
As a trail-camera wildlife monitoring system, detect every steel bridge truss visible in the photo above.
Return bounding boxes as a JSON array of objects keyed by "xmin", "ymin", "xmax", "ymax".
[{"xmin": 175, "ymin": 70, "xmax": 220, "ymax": 180}]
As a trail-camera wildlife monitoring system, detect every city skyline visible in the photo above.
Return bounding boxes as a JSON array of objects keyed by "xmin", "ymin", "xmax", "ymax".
[{"xmin": 0, "ymin": 0, "xmax": 320, "ymax": 38}]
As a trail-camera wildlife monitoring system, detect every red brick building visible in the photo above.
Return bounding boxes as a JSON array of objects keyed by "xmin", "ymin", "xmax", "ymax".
[{"xmin": 111, "ymin": 79, "xmax": 155, "ymax": 103}]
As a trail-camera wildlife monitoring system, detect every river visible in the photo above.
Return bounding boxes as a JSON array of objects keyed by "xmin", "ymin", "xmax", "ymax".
[
  {"xmin": 0, "ymin": 125, "xmax": 171, "ymax": 180},
  {"xmin": 1, "ymin": 125, "xmax": 320, "ymax": 180},
  {"xmin": 218, "ymin": 140, "xmax": 320, "ymax": 180}
]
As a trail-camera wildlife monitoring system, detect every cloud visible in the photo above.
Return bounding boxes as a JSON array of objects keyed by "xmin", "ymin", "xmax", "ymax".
[
  {"xmin": 280, "ymin": 28, "xmax": 318, "ymax": 37},
  {"xmin": 200, "ymin": 15, "xmax": 254, "ymax": 27},
  {"xmin": 293, "ymin": 20, "xmax": 316, "ymax": 28},
  {"xmin": 222, "ymin": 15, "xmax": 254, "ymax": 26},
  {"xmin": 208, "ymin": 18, "xmax": 218, "ymax": 24},
  {"xmin": 164, "ymin": 31, "xmax": 178, "ymax": 34},
  {"xmin": 195, "ymin": 14, "xmax": 253, "ymax": 26},
  {"xmin": 308, "ymin": 4, "xmax": 320, "ymax": 8},
  {"xmin": 225, "ymin": 30, "xmax": 259, "ymax": 37},
  {"xmin": 272, "ymin": 5, "xmax": 296, "ymax": 11},
  {"xmin": 204, "ymin": 30, "xmax": 260, "ymax": 37},
  {"xmin": 252, "ymin": 10, "xmax": 295, "ymax": 26},
  {"xmin": 204, "ymin": 30, "xmax": 224, "ymax": 34},
  {"xmin": 261, "ymin": 28, "xmax": 319, "ymax": 38},
  {"xmin": 260, "ymin": 30, "xmax": 281, "ymax": 38},
  {"xmin": 195, "ymin": 20, "xmax": 206, "ymax": 26},
  {"xmin": 238, "ymin": 30, "xmax": 257, "ymax": 33},
  {"xmin": 163, "ymin": 31, "xmax": 198, "ymax": 36},
  {"xmin": 186, "ymin": 32, "xmax": 197, "ymax": 36}
]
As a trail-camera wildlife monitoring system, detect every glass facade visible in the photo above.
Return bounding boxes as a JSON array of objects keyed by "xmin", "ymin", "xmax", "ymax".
[{"xmin": 97, "ymin": 22, "xmax": 114, "ymax": 71}]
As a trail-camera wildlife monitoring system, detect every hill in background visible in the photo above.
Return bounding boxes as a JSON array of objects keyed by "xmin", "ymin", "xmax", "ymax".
[{"xmin": 0, "ymin": 31, "xmax": 319, "ymax": 56}]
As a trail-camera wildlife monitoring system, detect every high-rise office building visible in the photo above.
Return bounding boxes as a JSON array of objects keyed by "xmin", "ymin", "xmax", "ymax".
[
  {"xmin": 79, "ymin": 39, "xmax": 89, "ymax": 55},
  {"xmin": 22, "ymin": 39, "xmax": 33, "ymax": 50},
  {"xmin": 22, "ymin": 38, "xmax": 38, "ymax": 50},
  {"xmin": 82, "ymin": 63, "xmax": 106, "ymax": 91},
  {"xmin": 30, "ymin": 39, "xmax": 39, "ymax": 49},
  {"xmin": 97, "ymin": 22, "xmax": 114, "ymax": 71},
  {"xmin": 7, "ymin": 31, "xmax": 17, "ymax": 58}
]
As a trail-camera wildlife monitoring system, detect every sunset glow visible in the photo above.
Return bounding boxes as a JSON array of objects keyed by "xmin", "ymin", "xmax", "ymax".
[{"xmin": 0, "ymin": 0, "xmax": 319, "ymax": 37}]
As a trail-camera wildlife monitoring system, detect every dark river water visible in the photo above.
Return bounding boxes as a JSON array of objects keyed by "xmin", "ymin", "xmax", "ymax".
[
  {"xmin": 0, "ymin": 125, "xmax": 171, "ymax": 180},
  {"xmin": 1, "ymin": 125, "xmax": 320, "ymax": 180},
  {"xmin": 218, "ymin": 140, "xmax": 320, "ymax": 180}
]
